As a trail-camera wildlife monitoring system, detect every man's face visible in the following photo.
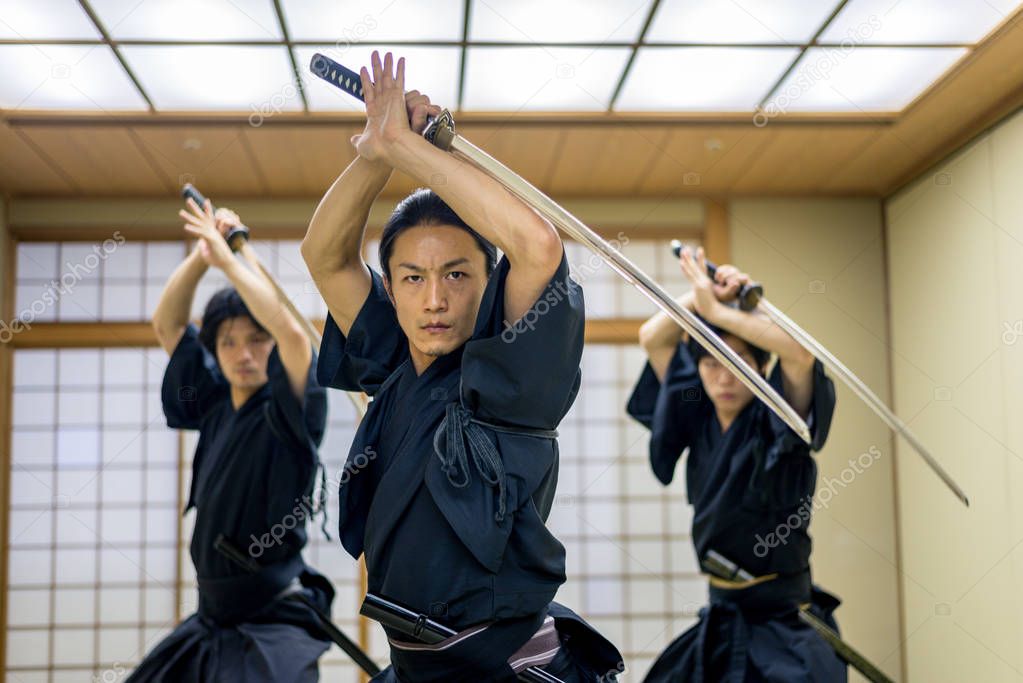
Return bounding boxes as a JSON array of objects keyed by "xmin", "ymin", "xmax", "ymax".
[
  {"xmin": 697, "ymin": 334, "xmax": 761, "ymax": 414},
  {"xmin": 214, "ymin": 316, "xmax": 273, "ymax": 389},
  {"xmin": 384, "ymin": 224, "xmax": 489, "ymax": 368}
]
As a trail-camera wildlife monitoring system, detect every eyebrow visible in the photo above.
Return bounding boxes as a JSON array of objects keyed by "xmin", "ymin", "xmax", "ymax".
[{"xmin": 397, "ymin": 257, "xmax": 471, "ymax": 273}]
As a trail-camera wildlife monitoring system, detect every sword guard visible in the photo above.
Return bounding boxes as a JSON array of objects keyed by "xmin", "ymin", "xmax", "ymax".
[
  {"xmin": 225, "ymin": 225, "xmax": 250, "ymax": 252},
  {"xmin": 423, "ymin": 109, "xmax": 457, "ymax": 151}
]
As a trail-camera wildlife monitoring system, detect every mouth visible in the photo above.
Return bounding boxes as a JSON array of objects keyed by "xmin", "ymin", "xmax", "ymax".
[
  {"xmin": 421, "ymin": 322, "xmax": 452, "ymax": 334},
  {"xmin": 718, "ymin": 392, "xmax": 738, "ymax": 401}
]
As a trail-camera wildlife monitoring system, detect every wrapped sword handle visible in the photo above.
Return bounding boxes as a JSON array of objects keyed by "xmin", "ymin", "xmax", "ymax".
[
  {"xmin": 181, "ymin": 183, "xmax": 250, "ymax": 252},
  {"xmin": 670, "ymin": 239, "xmax": 763, "ymax": 311}
]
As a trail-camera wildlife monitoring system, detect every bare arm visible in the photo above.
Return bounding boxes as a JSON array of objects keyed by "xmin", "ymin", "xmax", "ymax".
[
  {"xmin": 182, "ymin": 200, "xmax": 311, "ymax": 399},
  {"xmin": 354, "ymin": 52, "xmax": 564, "ymax": 325},
  {"xmin": 301, "ymin": 86, "xmax": 441, "ymax": 337},
  {"xmin": 681, "ymin": 247, "xmax": 816, "ymax": 418},
  {"xmin": 214, "ymin": 206, "xmax": 315, "ymax": 344},
  {"xmin": 151, "ymin": 245, "xmax": 208, "ymax": 355},
  {"xmin": 300, "ymin": 156, "xmax": 391, "ymax": 337},
  {"xmin": 703, "ymin": 304, "xmax": 815, "ymax": 417},
  {"xmin": 638, "ymin": 291, "xmax": 696, "ymax": 383}
]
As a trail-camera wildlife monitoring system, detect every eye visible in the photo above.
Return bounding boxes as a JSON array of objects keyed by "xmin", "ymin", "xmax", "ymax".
[
  {"xmin": 446, "ymin": 271, "xmax": 465, "ymax": 280},
  {"xmin": 405, "ymin": 274, "xmax": 423, "ymax": 283}
]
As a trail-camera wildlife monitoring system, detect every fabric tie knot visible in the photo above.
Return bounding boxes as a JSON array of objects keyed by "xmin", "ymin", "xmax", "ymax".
[{"xmin": 433, "ymin": 402, "xmax": 508, "ymax": 522}]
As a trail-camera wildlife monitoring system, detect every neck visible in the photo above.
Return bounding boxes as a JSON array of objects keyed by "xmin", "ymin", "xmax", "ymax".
[
  {"xmin": 230, "ymin": 384, "xmax": 259, "ymax": 410},
  {"xmin": 715, "ymin": 407, "xmax": 739, "ymax": 433},
  {"xmin": 409, "ymin": 345, "xmax": 437, "ymax": 376}
]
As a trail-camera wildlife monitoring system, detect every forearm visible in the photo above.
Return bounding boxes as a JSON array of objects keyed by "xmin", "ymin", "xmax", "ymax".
[
  {"xmin": 222, "ymin": 257, "xmax": 311, "ymax": 397},
  {"xmin": 709, "ymin": 305, "xmax": 815, "ymax": 415},
  {"xmin": 387, "ymin": 130, "xmax": 558, "ymax": 264},
  {"xmin": 152, "ymin": 247, "xmax": 208, "ymax": 351},
  {"xmin": 638, "ymin": 292, "xmax": 696, "ymax": 382},
  {"xmin": 639, "ymin": 292, "xmax": 697, "ymax": 349},
  {"xmin": 705, "ymin": 304, "xmax": 811, "ymax": 366},
  {"xmin": 301, "ymin": 155, "xmax": 392, "ymax": 276},
  {"xmin": 221, "ymin": 259, "xmax": 300, "ymax": 343},
  {"xmin": 239, "ymin": 242, "xmax": 315, "ymax": 339},
  {"xmin": 301, "ymin": 156, "xmax": 391, "ymax": 335}
]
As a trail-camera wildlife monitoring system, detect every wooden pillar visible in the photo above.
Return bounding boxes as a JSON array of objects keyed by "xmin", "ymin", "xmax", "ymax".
[
  {"xmin": 702, "ymin": 198, "xmax": 731, "ymax": 264},
  {"xmin": 0, "ymin": 197, "xmax": 13, "ymax": 676}
]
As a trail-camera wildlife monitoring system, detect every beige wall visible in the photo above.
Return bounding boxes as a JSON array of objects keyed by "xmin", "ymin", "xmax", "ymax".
[
  {"xmin": 731, "ymin": 198, "xmax": 903, "ymax": 681},
  {"xmin": 1, "ymin": 195, "xmax": 8, "ymax": 324},
  {"xmin": 886, "ymin": 108, "xmax": 1023, "ymax": 682}
]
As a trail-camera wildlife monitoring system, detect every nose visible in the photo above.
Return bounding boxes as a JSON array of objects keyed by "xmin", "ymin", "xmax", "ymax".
[
  {"xmin": 716, "ymin": 366, "xmax": 738, "ymax": 387},
  {"xmin": 424, "ymin": 278, "xmax": 447, "ymax": 312}
]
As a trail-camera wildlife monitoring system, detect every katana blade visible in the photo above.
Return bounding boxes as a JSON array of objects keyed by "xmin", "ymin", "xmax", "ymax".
[
  {"xmin": 439, "ymin": 133, "xmax": 809, "ymax": 445},
  {"xmin": 759, "ymin": 299, "xmax": 967, "ymax": 506},
  {"xmin": 306, "ymin": 55, "xmax": 811, "ymax": 443},
  {"xmin": 669, "ymin": 241, "xmax": 968, "ymax": 507}
]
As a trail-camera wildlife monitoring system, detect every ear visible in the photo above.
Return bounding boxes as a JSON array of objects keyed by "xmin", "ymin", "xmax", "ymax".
[{"xmin": 382, "ymin": 275, "xmax": 396, "ymax": 306}]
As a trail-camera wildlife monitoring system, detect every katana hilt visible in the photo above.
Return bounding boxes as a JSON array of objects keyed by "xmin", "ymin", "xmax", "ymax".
[
  {"xmin": 309, "ymin": 53, "xmax": 364, "ymax": 101},
  {"xmin": 307, "ymin": 52, "xmax": 454, "ymax": 151},
  {"xmin": 671, "ymin": 239, "xmax": 763, "ymax": 311},
  {"xmin": 361, "ymin": 593, "xmax": 567, "ymax": 683},
  {"xmin": 702, "ymin": 549, "xmax": 755, "ymax": 582},
  {"xmin": 181, "ymin": 183, "xmax": 250, "ymax": 252}
]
